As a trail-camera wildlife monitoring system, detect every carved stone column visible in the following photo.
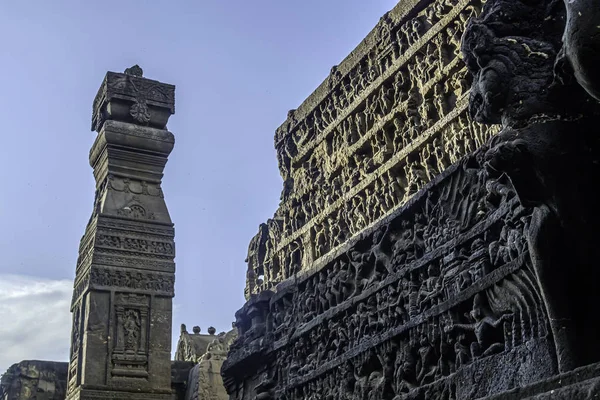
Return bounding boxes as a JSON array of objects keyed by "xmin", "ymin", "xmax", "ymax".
[{"xmin": 66, "ymin": 66, "xmax": 176, "ymax": 400}]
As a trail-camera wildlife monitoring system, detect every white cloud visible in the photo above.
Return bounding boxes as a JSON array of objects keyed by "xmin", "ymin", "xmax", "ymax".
[
  {"xmin": 0, "ymin": 276, "xmax": 189, "ymax": 374},
  {"xmin": 0, "ymin": 275, "xmax": 72, "ymax": 374}
]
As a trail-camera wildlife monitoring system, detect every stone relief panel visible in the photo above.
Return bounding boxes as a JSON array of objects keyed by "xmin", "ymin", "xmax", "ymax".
[
  {"xmin": 89, "ymin": 267, "xmax": 174, "ymax": 296},
  {"xmin": 112, "ymin": 293, "xmax": 150, "ymax": 380},
  {"xmin": 225, "ymin": 148, "xmax": 553, "ymax": 399},
  {"xmin": 245, "ymin": 0, "xmax": 500, "ymax": 296},
  {"xmin": 225, "ymin": 0, "xmax": 600, "ymax": 397}
]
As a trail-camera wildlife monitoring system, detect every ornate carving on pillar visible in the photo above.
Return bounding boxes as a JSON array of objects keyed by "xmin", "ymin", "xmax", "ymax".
[{"xmin": 66, "ymin": 66, "xmax": 177, "ymax": 400}]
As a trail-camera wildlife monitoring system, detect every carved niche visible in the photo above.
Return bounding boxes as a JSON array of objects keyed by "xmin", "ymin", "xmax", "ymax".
[{"xmin": 111, "ymin": 293, "xmax": 150, "ymax": 379}]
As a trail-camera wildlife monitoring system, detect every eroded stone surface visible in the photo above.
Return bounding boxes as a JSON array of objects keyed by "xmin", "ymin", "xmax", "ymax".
[
  {"xmin": 243, "ymin": 0, "xmax": 499, "ymax": 299},
  {"xmin": 223, "ymin": 0, "xmax": 600, "ymax": 399},
  {"xmin": 65, "ymin": 66, "xmax": 177, "ymax": 400},
  {"xmin": 0, "ymin": 360, "xmax": 68, "ymax": 400},
  {"xmin": 178, "ymin": 325, "xmax": 237, "ymax": 400}
]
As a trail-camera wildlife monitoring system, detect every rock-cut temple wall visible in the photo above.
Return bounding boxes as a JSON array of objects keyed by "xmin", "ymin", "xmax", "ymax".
[
  {"xmin": 223, "ymin": 0, "xmax": 600, "ymax": 399},
  {"xmin": 243, "ymin": 0, "xmax": 496, "ymax": 299}
]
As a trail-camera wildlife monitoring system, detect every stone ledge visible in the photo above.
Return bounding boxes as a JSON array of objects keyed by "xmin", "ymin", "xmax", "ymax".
[{"xmin": 482, "ymin": 362, "xmax": 600, "ymax": 399}]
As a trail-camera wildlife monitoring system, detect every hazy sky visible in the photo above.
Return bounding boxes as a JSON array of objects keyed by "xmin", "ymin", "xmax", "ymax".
[{"xmin": 0, "ymin": 0, "xmax": 396, "ymax": 372}]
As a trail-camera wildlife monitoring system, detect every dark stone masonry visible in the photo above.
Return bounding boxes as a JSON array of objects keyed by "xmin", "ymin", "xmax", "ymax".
[
  {"xmin": 221, "ymin": 0, "xmax": 600, "ymax": 399},
  {"xmin": 3, "ymin": 0, "xmax": 600, "ymax": 399}
]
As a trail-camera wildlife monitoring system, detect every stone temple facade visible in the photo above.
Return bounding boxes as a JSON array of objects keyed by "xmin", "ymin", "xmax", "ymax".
[
  {"xmin": 4, "ymin": 0, "xmax": 600, "ymax": 399},
  {"xmin": 174, "ymin": 325, "xmax": 238, "ymax": 400},
  {"xmin": 222, "ymin": 0, "xmax": 600, "ymax": 399}
]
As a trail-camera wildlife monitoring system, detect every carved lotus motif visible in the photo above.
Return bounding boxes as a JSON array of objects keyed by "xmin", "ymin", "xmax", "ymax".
[{"xmin": 130, "ymin": 100, "xmax": 151, "ymax": 124}]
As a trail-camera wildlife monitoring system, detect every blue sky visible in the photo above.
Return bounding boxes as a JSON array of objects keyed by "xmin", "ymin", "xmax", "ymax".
[{"xmin": 0, "ymin": 1, "xmax": 396, "ymax": 371}]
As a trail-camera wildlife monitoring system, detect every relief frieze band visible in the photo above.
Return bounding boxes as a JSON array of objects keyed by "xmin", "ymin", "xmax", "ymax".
[
  {"xmin": 97, "ymin": 215, "xmax": 174, "ymax": 236},
  {"xmin": 95, "ymin": 234, "xmax": 174, "ymax": 256},
  {"xmin": 92, "ymin": 254, "xmax": 175, "ymax": 273},
  {"xmin": 95, "ymin": 226, "xmax": 174, "ymax": 242},
  {"xmin": 89, "ymin": 266, "xmax": 174, "ymax": 296},
  {"xmin": 288, "ymin": 0, "xmax": 476, "ymax": 164},
  {"xmin": 243, "ymin": 0, "xmax": 501, "ymax": 296}
]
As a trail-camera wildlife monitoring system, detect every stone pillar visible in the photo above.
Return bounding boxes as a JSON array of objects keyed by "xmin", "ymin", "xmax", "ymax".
[{"xmin": 66, "ymin": 65, "xmax": 176, "ymax": 400}]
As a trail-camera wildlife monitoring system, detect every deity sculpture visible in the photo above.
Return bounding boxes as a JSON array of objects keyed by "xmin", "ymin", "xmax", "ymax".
[{"xmin": 462, "ymin": 0, "xmax": 600, "ymax": 371}]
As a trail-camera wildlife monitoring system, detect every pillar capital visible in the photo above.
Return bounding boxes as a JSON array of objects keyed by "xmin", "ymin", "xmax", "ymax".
[{"xmin": 92, "ymin": 66, "xmax": 175, "ymax": 132}]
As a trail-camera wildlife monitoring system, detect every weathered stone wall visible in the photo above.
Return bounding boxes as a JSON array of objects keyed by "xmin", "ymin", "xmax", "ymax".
[
  {"xmin": 175, "ymin": 326, "xmax": 237, "ymax": 400},
  {"xmin": 244, "ymin": 0, "xmax": 498, "ymax": 299},
  {"xmin": 175, "ymin": 325, "xmax": 221, "ymax": 364},
  {"xmin": 223, "ymin": 0, "xmax": 600, "ymax": 398},
  {"xmin": 225, "ymin": 152, "xmax": 558, "ymax": 398},
  {"xmin": 0, "ymin": 361, "xmax": 68, "ymax": 400}
]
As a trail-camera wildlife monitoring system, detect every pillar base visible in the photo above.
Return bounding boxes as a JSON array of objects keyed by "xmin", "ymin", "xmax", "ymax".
[{"xmin": 67, "ymin": 386, "xmax": 175, "ymax": 400}]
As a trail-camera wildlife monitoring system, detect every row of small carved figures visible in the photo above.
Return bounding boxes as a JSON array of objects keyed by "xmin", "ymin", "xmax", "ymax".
[
  {"xmin": 275, "ymin": 295, "xmax": 514, "ymax": 397},
  {"xmin": 277, "ymin": 355, "xmax": 458, "ymax": 400},
  {"xmin": 253, "ymin": 170, "xmax": 503, "ymax": 293},
  {"xmin": 289, "ymin": 103, "xmax": 484, "ymax": 209},
  {"xmin": 255, "ymin": 198, "xmax": 466, "ymax": 294},
  {"xmin": 270, "ymin": 212, "xmax": 528, "ymax": 340},
  {"xmin": 276, "ymin": 0, "xmax": 479, "ymax": 152},
  {"xmin": 282, "ymin": 50, "xmax": 471, "ymax": 200},
  {"xmin": 287, "ymin": 47, "xmax": 467, "ymax": 166},
  {"xmin": 278, "ymin": 116, "xmax": 488, "ymax": 243},
  {"xmin": 276, "ymin": 363, "xmax": 457, "ymax": 400},
  {"xmin": 285, "ymin": 109, "xmax": 461, "ymax": 209},
  {"xmin": 90, "ymin": 269, "xmax": 173, "ymax": 292}
]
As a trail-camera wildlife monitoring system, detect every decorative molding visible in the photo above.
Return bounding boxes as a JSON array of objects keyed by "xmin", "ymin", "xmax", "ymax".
[{"xmin": 89, "ymin": 266, "xmax": 174, "ymax": 296}]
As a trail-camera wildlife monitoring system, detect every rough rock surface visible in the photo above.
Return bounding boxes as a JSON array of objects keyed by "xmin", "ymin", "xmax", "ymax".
[
  {"xmin": 222, "ymin": 0, "xmax": 600, "ymax": 399},
  {"xmin": 184, "ymin": 328, "xmax": 237, "ymax": 400},
  {"xmin": 0, "ymin": 361, "xmax": 67, "ymax": 400}
]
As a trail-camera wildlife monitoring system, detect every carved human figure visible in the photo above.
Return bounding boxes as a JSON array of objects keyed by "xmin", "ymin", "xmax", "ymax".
[
  {"xmin": 352, "ymin": 364, "xmax": 369, "ymax": 400},
  {"xmin": 415, "ymin": 335, "xmax": 438, "ymax": 385},
  {"xmin": 393, "ymin": 343, "xmax": 417, "ymax": 395},
  {"xmin": 462, "ymin": 0, "xmax": 600, "ymax": 371},
  {"xmin": 316, "ymin": 271, "xmax": 329, "ymax": 314},
  {"xmin": 369, "ymin": 225, "xmax": 394, "ymax": 276},
  {"xmin": 363, "ymin": 296, "xmax": 380, "ymax": 336},
  {"xmin": 348, "ymin": 250, "xmax": 371, "ymax": 296},
  {"xmin": 123, "ymin": 309, "xmax": 141, "ymax": 352},
  {"xmin": 437, "ymin": 331, "xmax": 456, "ymax": 377},
  {"xmin": 444, "ymin": 294, "xmax": 509, "ymax": 359},
  {"xmin": 418, "ymin": 265, "xmax": 442, "ymax": 311},
  {"xmin": 388, "ymin": 173, "xmax": 404, "ymax": 208},
  {"xmin": 287, "ymin": 240, "xmax": 302, "ymax": 278},
  {"xmin": 335, "ymin": 259, "xmax": 354, "ymax": 303}
]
